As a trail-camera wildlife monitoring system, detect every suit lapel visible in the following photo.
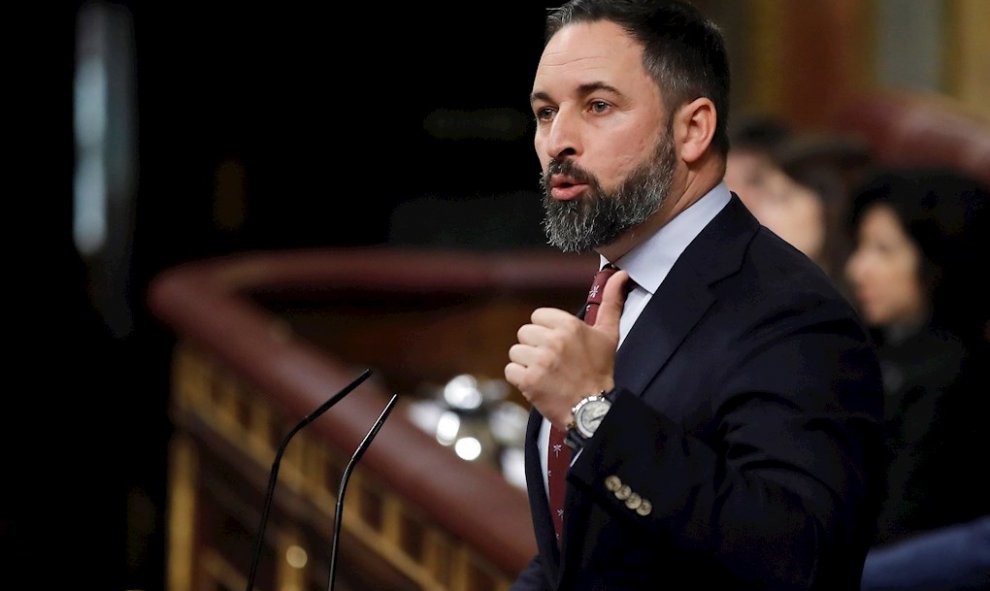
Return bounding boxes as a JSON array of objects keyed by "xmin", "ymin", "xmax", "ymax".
[
  {"xmin": 613, "ymin": 273, "xmax": 713, "ymax": 394},
  {"xmin": 613, "ymin": 195, "xmax": 757, "ymax": 397},
  {"xmin": 523, "ymin": 408, "xmax": 562, "ymax": 582}
]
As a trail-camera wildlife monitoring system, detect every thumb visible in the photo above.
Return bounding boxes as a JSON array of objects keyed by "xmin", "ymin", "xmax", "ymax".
[{"xmin": 594, "ymin": 270, "xmax": 630, "ymax": 334}]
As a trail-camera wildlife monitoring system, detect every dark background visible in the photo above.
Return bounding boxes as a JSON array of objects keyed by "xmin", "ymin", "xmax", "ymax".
[{"xmin": 10, "ymin": 3, "xmax": 557, "ymax": 588}]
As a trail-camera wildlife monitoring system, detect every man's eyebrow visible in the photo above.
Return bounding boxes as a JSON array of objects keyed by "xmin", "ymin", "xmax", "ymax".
[
  {"xmin": 530, "ymin": 90, "xmax": 553, "ymax": 104},
  {"xmin": 576, "ymin": 82, "xmax": 624, "ymax": 97},
  {"xmin": 529, "ymin": 82, "xmax": 624, "ymax": 104}
]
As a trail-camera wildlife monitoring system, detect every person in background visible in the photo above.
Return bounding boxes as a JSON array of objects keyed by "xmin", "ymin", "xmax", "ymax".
[
  {"xmin": 725, "ymin": 115, "xmax": 870, "ymax": 281},
  {"xmin": 504, "ymin": 1, "xmax": 885, "ymax": 588},
  {"xmin": 844, "ymin": 167, "xmax": 990, "ymax": 590}
]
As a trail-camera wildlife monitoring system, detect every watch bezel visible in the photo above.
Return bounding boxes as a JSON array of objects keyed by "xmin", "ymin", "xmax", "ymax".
[
  {"xmin": 573, "ymin": 395, "xmax": 611, "ymax": 438},
  {"xmin": 565, "ymin": 392, "xmax": 612, "ymax": 451}
]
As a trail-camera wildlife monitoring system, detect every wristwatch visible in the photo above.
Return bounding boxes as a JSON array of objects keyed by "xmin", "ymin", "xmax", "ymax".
[{"xmin": 565, "ymin": 392, "xmax": 612, "ymax": 450}]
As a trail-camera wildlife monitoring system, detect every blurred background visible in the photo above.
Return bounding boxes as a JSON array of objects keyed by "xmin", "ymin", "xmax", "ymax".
[{"xmin": 6, "ymin": 1, "xmax": 987, "ymax": 590}]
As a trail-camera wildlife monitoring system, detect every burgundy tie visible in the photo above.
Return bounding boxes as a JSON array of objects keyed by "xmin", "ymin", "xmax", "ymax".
[{"xmin": 547, "ymin": 264, "xmax": 617, "ymax": 544}]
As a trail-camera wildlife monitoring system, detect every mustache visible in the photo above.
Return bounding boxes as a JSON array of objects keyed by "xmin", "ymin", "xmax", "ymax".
[{"xmin": 541, "ymin": 158, "xmax": 596, "ymax": 194}]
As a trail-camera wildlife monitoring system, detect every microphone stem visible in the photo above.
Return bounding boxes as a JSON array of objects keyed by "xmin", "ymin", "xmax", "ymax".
[
  {"xmin": 244, "ymin": 368, "xmax": 372, "ymax": 591},
  {"xmin": 328, "ymin": 394, "xmax": 399, "ymax": 591}
]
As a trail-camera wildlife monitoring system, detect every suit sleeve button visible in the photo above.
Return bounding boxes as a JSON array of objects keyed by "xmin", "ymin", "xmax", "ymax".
[
  {"xmin": 615, "ymin": 484, "xmax": 632, "ymax": 500},
  {"xmin": 624, "ymin": 493, "xmax": 642, "ymax": 510},
  {"xmin": 604, "ymin": 475, "xmax": 622, "ymax": 492},
  {"xmin": 635, "ymin": 499, "xmax": 652, "ymax": 516}
]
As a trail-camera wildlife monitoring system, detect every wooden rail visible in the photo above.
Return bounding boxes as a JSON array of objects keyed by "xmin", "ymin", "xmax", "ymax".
[{"xmin": 148, "ymin": 247, "xmax": 596, "ymax": 591}]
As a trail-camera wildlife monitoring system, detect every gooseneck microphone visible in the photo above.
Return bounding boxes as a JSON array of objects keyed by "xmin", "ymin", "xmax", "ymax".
[
  {"xmin": 327, "ymin": 393, "xmax": 400, "ymax": 591},
  {"xmin": 244, "ymin": 368, "xmax": 372, "ymax": 591}
]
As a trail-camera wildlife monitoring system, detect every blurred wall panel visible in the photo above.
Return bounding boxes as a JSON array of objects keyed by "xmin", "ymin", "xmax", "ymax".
[
  {"xmin": 742, "ymin": 0, "xmax": 871, "ymax": 127},
  {"xmin": 947, "ymin": 0, "xmax": 990, "ymax": 120}
]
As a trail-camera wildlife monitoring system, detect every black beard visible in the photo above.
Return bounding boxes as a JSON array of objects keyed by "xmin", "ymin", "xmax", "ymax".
[{"xmin": 540, "ymin": 131, "xmax": 676, "ymax": 253}]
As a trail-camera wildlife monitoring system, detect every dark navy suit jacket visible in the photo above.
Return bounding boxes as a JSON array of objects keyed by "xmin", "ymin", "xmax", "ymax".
[{"xmin": 511, "ymin": 195, "xmax": 884, "ymax": 590}]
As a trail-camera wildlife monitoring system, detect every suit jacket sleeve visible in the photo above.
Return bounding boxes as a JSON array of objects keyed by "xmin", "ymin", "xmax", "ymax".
[{"xmin": 568, "ymin": 293, "xmax": 884, "ymax": 587}]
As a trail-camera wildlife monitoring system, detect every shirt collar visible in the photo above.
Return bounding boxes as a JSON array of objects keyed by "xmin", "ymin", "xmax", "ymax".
[{"xmin": 601, "ymin": 182, "xmax": 732, "ymax": 294}]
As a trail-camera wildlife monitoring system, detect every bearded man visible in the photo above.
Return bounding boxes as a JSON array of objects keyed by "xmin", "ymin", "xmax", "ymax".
[{"xmin": 503, "ymin": 2, "xmax": 885, "ymax": 589}]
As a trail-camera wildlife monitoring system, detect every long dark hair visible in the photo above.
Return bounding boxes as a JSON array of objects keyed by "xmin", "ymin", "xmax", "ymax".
[{"xmin": 847, "ymin": 167, "xmax": 990, "ymax": 347}]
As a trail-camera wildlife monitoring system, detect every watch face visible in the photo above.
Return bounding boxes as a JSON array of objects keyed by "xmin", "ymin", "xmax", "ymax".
[{"xmin": 575, "ymin": 399, "xmax": 611, "ymax": 438}]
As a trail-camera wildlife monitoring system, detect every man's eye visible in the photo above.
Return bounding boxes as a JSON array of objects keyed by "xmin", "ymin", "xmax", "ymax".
[
  {"xmin": 535, "ymin": 107, "xmax": 556, "ymax": 121},
  {"xmin": 590, "ymin": 101, "xmax": 610, "ymax": 113}
]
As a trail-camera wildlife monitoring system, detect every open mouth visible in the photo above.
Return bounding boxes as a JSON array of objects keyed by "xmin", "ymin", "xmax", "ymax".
[{"xmin": 550, "ymin": 175, "xmax": 588, "ymax": 200}]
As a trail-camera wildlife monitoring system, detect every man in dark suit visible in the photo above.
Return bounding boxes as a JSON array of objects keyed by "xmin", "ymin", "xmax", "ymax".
[{"xmin": 503, "ymin": 1, "xmax": 884, "ymax": 589}]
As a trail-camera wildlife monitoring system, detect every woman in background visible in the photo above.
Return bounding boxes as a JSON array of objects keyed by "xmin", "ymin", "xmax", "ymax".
[
  {"xmin": 844, "ymin": 167, "xmax": 990, "ymax": 590},
  {"xmin": 726, "ymin": 116, "xmax": 869, "ymax": 281}
]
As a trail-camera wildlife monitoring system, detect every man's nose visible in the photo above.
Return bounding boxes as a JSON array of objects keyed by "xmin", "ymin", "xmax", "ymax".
[{"xmin": 544, "ymin": 108, "xmax": 582, "ymax": 161}]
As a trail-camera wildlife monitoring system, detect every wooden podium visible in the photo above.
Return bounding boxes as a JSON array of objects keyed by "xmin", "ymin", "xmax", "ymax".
[{"xmin": 148, "ymin": 247, "xmax": 595, "ymax": 591}]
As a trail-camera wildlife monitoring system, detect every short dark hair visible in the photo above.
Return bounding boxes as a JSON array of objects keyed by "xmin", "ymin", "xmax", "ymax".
[{"xmin": 545, "ymin": 0, "xmax": 731, "ymax": 155}]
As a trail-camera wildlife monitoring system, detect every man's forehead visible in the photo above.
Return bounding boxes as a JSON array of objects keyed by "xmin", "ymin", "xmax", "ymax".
[
  {"xmin": 533, "ymin": 21, "xmax": 647, "ymax": 92},
  {"xmin": 538, "ymin": 21, "xmax": 641, "ymax": 68}
]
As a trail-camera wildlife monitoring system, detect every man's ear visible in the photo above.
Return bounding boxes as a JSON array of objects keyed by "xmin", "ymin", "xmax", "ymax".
[{"xmin": 673, "ymin": 97, "xmax": 716, "ymax": 164}]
